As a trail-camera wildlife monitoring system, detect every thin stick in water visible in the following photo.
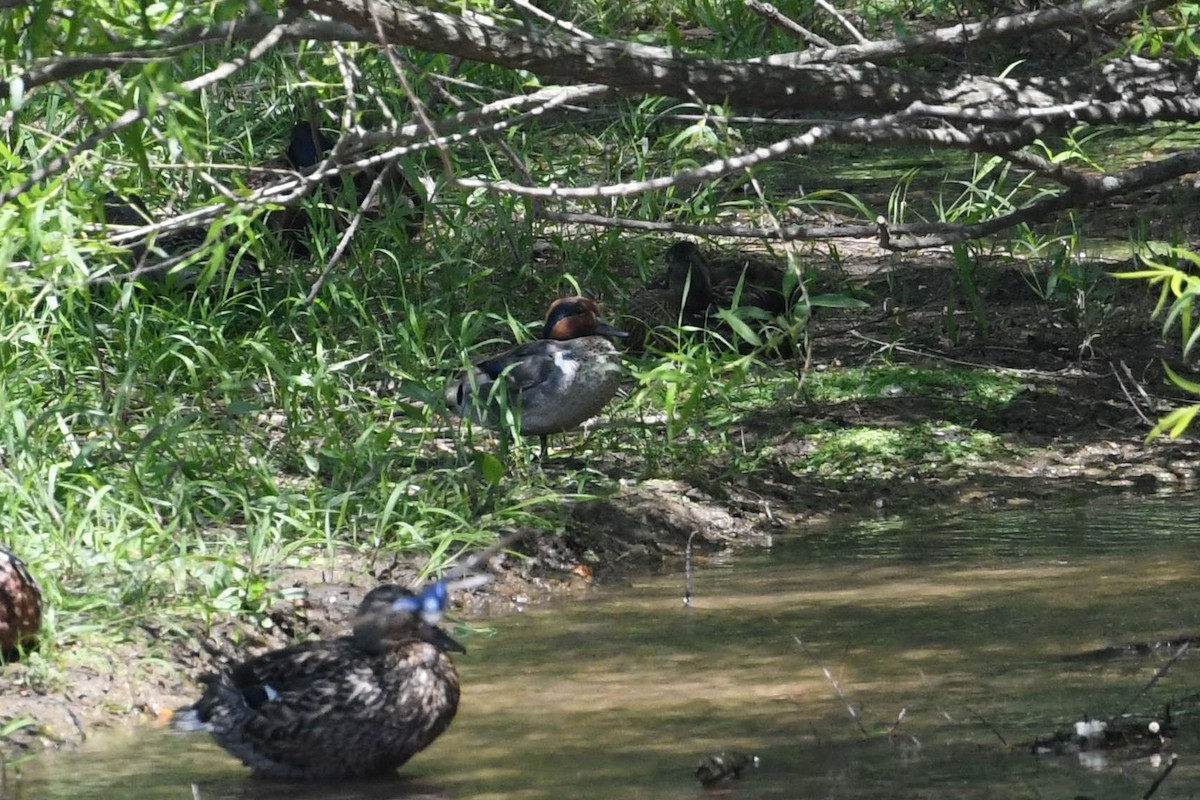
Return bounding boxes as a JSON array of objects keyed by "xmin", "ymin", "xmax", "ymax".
[
  {"xmin": 684, "ymin": 530, "xmax": 697, "ymax": 607},
  {"xmin": 1143, "ymin": 753, "xmax": 1178, "ymax": 800}
]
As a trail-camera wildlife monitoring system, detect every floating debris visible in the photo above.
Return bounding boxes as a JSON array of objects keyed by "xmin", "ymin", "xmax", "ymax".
[
  {"xmin": 695, "ymin": 750, "xmax": 760, "ymax": 787},
  {"xmin": 1029, "ymin": 709, "xmax": 1174, "ymax": 757}
]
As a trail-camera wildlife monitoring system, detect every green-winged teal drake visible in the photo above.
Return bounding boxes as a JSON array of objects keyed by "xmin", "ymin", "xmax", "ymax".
[{"xmin": 446, "ymin": 296, "xmax": 628, "ymax": 456}]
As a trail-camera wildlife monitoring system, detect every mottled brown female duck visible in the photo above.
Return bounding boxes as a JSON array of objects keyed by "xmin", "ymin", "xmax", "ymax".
[
  {"xmin": 171, "ymin": 584, "xmax": 463, "ymax": 779},
  {"xmin": 620, "ymin": 242, "xmax": 716, "ymax": 352},
  {"xmin": 0, "ymin": 545, "xmax": 41, "ymax": 657},
  {"xmin": 445, "ymin": 296, "xmax": 628, "ymax": 457},
  {"xmin": 622, "ymin": 240, "xmax": 798, "ymax": 353},
  {"xmin": 665, "ymin": 240, "xmax": 795, "ymax": 317}
]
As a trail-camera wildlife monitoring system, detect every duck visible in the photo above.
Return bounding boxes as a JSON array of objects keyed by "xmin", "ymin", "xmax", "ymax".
[
  {"xmin": 445, "ymin": 296, "xmax": 628, "ymax": 457},
  {"xmin": 695, "ymin": 750, "xmax": 760, "ymax": 786},
  {"xmin": 619, "ymin": 243, "xmax": 716, "ymax": 352},
  {"xmin": 171, "ymin": 584, "xmax": 463, "ymax": 779},
  {"xmin": 0, "ymin": 545, "xmax": 41, "ymax": 658},
  {"xmin": 249, "ymin": 120, "xmax": 426, "ymax": 246},
  {"xmin": 621, "ymin": 240, "xmax": 798, "ymax": 353},
  {"xmin": 665, "ymin": 240, "xmax": 795, "ymax": 318}
]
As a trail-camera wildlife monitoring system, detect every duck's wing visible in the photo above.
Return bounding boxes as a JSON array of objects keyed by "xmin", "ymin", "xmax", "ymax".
[
  {"xmin": 473, "ymin": 341, "xmax": 562, "ymax": 395},
  {"xmin": 191, "ymin": 639, "xmax": 388, "ymax": 727},
  {"xmin": 188, "ymin": 638, "xmax": 423, "ymax": 777}
]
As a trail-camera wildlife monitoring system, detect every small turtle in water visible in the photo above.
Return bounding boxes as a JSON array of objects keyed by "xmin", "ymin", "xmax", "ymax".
[{"xmin": 695, "ymin": 750, "xmax": 760, "ymax": 787}]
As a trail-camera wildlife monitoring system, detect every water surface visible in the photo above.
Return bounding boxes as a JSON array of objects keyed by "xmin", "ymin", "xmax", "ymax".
[{"xmin": 19, "ymin": 494, "xmax": 1200, "ymax": 799}]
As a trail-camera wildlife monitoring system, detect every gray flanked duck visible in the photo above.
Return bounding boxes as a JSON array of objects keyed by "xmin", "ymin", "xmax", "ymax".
[{"xmin": 446, "ymin": 296, "xmax": 628, "ymax": 456}]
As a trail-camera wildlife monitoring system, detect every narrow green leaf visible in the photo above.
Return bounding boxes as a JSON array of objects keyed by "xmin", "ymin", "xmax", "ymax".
[
  {"xmin": 809, "ymin": 293, "xmax": 870, "ymax": 310},
  {"xmin": 1163, "ymin": 362, "xmax": 1200, "ymax": 394}
]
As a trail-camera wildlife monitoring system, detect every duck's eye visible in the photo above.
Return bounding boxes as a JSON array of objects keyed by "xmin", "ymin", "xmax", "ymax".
[{"xmin": 243, "ymin": 684, "xmax": 280, "ymax": 709}]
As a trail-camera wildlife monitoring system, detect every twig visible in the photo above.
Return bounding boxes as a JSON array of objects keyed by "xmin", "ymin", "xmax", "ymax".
[
  {"xmin": 886, "ymin": 707, "xmax": 908, "ymax": 742},
  {"xmin": 848, "ymin": 330, "xmax": 1055, "ymax": 377},
  {"xmin": 744, "ymin": 0, "xmax": 833, "ymax": 48},
  {"xmin": 304, "ymin": 165, "xmax": 389, "ymax": 304},
  {"xmin": 1118, "ymin": 641, "xmax": 1190, "ymax": 717},
  {"xmin": 1110, "ymin": 361, "xmax": 1155, "ymax": 426},
  {"xmin": 506, "ymin": 0, "xmax": 594, "ymax": 39},
  {"xmin": 813, "ymin": 0, "xmax": 868, "ymax": 43},
  {"xmin": 967, "ymin": 705, "xmax": 1009, "ymax": 747},
  {"xmin": 683, "ymin": 530, "xmax": 697, "ymax": 607},
  {"xmin": 1143, "ymin": 753, "xmax": 1179, "ymax": 800},
  {"xmin": 822, "ymin": 666, "xmax": 870, "ymax": 737}
]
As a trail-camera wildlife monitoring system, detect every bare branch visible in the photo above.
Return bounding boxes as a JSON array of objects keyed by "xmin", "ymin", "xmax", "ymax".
[
  {"xmin": 813, "ymin": 0, "xmax": 867, "ymax": 44},
  {"xmin": 538, "ymin": 209, "xmax": 874, "ymax": 241},
  {"xmin": 303, "ymin": 0, "xmax": 917, "ymax": 113},
  {"xmin": 993, "ymin": 148, "xmax": 1096, "ymax": 193},
  {"xmin": 881, "ymin": 149, "xmax": 1200, "ymax": 250},
  {"xmin": 0, "ymin": 14, "xmax": 297, "ymax": 205},
  {"xmin": 744, "ymin": 0, "xmax": 833, "ymax": 48},
  {"xmin": 765, "ymin": 0, "xmax": 1177, "ymax": 66}
]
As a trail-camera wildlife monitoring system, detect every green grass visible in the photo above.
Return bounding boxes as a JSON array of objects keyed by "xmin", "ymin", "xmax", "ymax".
[
  {"xmin": 804, "ymin": 366, "xmax": 1024, "ymax": 409},
  {"xmin": 800, "ymin": 424, "xmax": 1009, "ymax": 480}
]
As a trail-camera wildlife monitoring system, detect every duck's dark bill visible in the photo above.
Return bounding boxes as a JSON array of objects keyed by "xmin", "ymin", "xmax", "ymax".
[
  {"xmin": 421, "ymin": 623, "xmax": 467, "ymax": 654},
  {"xmin": 594, "ymin": 321, "xmax": 630, "ymax": 338}
]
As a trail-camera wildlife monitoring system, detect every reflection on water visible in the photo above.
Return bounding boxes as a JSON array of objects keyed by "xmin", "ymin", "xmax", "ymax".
[{"xmin": 17, "ymin": 494, "xmax": 1200, "ymax": 799}]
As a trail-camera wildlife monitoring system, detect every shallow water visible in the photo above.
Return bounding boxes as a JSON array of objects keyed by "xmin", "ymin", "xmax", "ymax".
[{"xmin": 17, "ymin": 494, "xmax": 1200, "ymax": 799}]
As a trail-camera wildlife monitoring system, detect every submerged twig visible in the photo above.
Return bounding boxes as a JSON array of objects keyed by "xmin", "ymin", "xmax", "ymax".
[
  {"xmin": 822, "ymin": 666, "xmax": 870, "ymax": 737},
  {"xmin": 967, "ymin": 705, "xmax": 1009, "ymax": 747},
  {"xmin": 1110, "ymin": 360, "xmax": 1156, "ymax": 426},
  {"xmin": 1143, "ymin": 753, "xmax": 1178, "ymax": 800},
  {"xmin": 886, "ymin": 706, "xmax": 910, "ymax": 743},
  {"xmin": 1118, "ymin": 641, "xmax": 1191, "ymax": 717},
  {"xmin": 684, "ymin": 530, "xmax": 697, "ymax": 607}
]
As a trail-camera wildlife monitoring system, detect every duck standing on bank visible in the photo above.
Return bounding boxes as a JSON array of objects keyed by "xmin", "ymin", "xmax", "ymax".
[
  {"xmin": 446, "ymin": 296, "xmax": 628, "ymax": 457},
  {"xmin": 171, "ymin": 585, "xmax": 463, "ymax": 779}
]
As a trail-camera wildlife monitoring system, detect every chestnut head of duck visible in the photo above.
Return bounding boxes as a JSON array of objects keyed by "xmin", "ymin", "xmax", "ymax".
[{"xmin": 541, "ymin": 296, "xmax": 628, "ymax": 341}]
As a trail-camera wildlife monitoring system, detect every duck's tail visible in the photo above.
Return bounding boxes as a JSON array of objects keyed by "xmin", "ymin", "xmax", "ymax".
[{"xmin": 168, "ymin": 705, "xmax": 212, "ymax": 734}]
